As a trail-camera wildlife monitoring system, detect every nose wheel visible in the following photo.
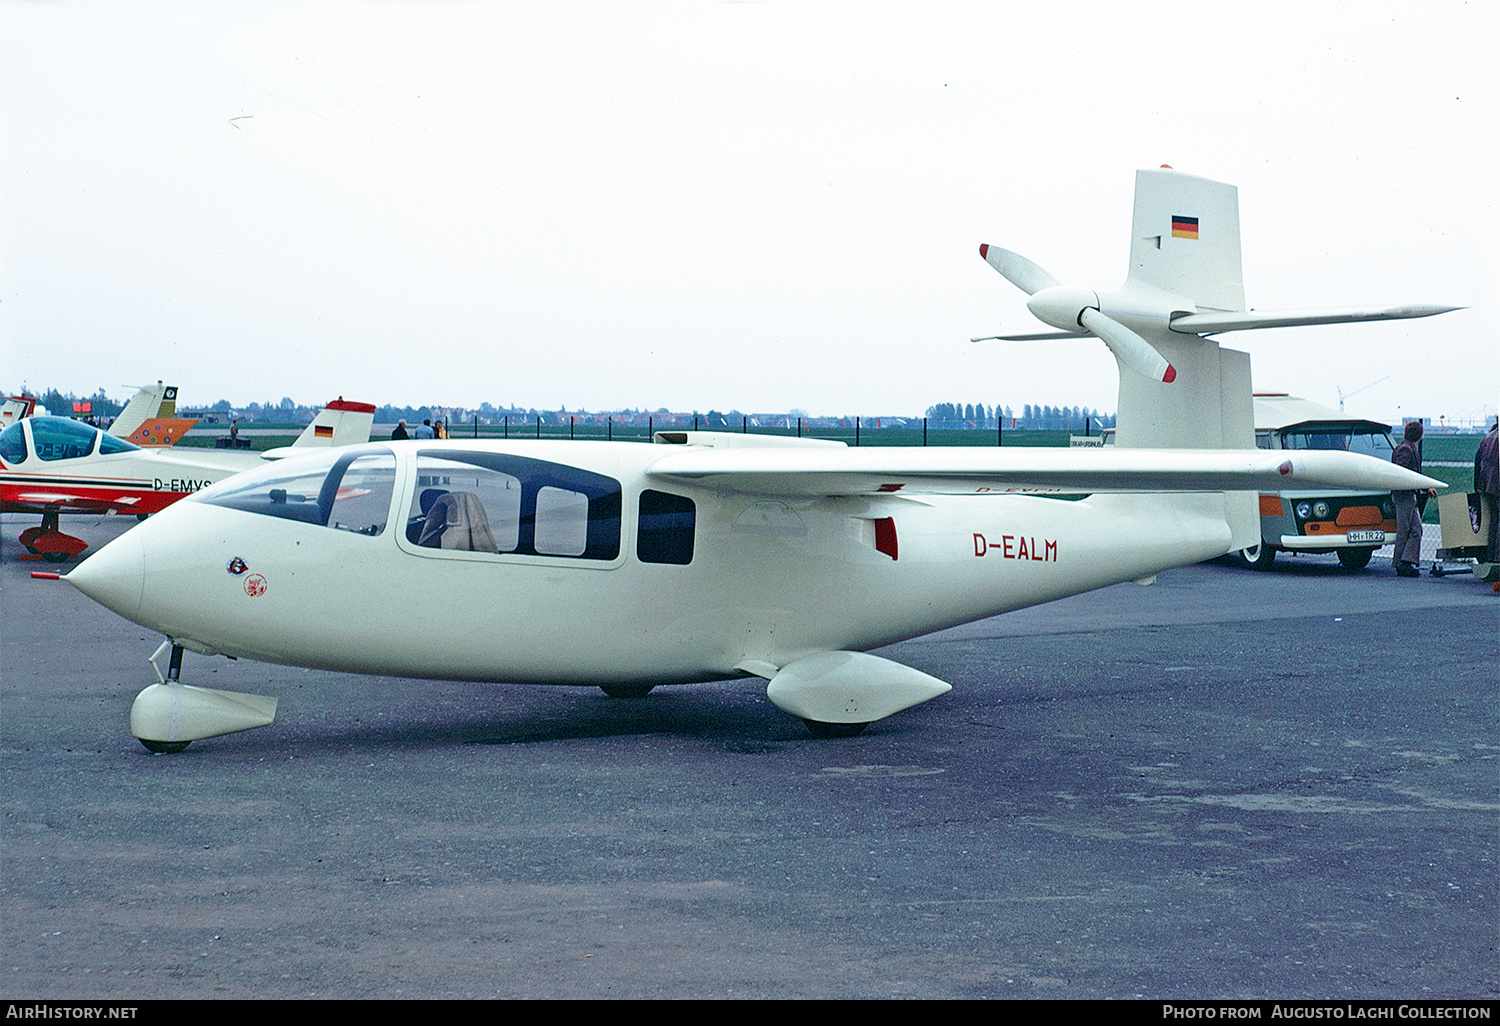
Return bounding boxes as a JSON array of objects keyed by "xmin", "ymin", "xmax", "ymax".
[
  {"xmin": 18, "ymin": 513, "xmax": 89, "ymax": 563},
  {"xmin": 136, "ymin": 643, "xmax": 193, "ymax": 753},
  {"xmin": 131, "ymin": 640, "xmax": 278, "ymax": 753}
]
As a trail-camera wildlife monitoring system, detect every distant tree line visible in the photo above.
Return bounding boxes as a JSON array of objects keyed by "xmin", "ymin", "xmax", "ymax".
[
  {"xmin": 925, "ymin": 402, "xmax": 1113, "ymax": 431},
  {"xmin": 13, "ymin": 386, "xmax": 1113, "ymax": 433},
  {"xmin": 26, "ymin": 388, "xmax": 124, "ymax": 421}
]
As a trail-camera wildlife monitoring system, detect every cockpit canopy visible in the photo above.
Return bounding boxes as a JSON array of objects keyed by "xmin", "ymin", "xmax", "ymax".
[
  {"xmin": 0, "ymin": 416, "xmax": 140, "ymax": 464},
  {"xmin": 190, "ymin": 446, "xmax": 631, "ymax": 562},
  {"xmin": 192, "ymin": 445, "xmax": 397, "ymax": 536}
]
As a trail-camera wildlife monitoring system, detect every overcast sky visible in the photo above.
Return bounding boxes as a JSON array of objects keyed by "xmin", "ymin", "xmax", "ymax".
[{"xmin": 3, "ymin": 0, "xmax": 1495, "ymax": 426}]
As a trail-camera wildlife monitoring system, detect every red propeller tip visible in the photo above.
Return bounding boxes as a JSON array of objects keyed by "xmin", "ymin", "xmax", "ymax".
[
  {"xmin": 978, "ymin": 244, "xmax": 989, "ymax": 258},
  {"xmin": 1162, "ymin": 365, "xmax": 1177, "ymax": 384}
]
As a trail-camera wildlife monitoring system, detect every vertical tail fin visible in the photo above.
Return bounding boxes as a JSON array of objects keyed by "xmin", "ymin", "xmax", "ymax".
[
  {"xmin": 109, "ymin": 382, "xmax": 198, "ymax": 447},
  {"xmin": 1125, "ymin": 168, "xmax": 1244, "ymax": 313},
  {"xmin": 291, "ymin": 399, "xmax": 376, "ymax": 448},
  {"xmin": 1110, "ymin": 169, "xmax": 1252, "ymax": 453}
]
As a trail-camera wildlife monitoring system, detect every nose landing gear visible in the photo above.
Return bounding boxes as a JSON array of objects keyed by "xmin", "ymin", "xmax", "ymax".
[{"xmin": 131, "ymin": 641, "xmax": 278, "ymax": 753}]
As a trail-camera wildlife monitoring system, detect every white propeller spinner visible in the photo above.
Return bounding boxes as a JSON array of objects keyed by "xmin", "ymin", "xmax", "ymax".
[{"xmin": 979, "ymin": 244, "xmax": 1177, "ymax": 384}]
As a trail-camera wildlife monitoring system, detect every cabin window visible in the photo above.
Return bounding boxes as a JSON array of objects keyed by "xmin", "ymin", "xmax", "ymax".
[
  {"xmin": 196, "ymin": 446, "xmax": 396, "ymax": 536},
  {"xmin": 534, "ymin": 486, "xmax": 589, "ymax": 556},
  {"xmin": 637, "ymin": 489, "xmax": 695, "ymax": 565},
  {"xmin": 406, "ymin": 451, "xmax": 620, "ymax": 561}
]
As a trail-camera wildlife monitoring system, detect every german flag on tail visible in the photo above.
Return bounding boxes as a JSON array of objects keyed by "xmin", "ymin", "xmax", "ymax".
[{"xmin": 1171, "ymin": 215, "xmax": 1199, "ymax": 240}]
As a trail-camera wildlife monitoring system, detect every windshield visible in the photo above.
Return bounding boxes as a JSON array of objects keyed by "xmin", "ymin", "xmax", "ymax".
[
  {"xmin": 1279, "ymin": 427, "xmax": 1394, "ymax": 459},
  {"xmin": 194, "ymin": 445, "xmax": 397, "ymax": 536}
]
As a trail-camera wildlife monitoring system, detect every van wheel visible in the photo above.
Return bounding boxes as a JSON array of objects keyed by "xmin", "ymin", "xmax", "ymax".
[
  {"xmin": 1239, "ymin": 542, "xmax": 1276, "ymax": 570},
  {"xmin": 1337, "ymin": 547, "xmax": 1374, "ymax": 571}
]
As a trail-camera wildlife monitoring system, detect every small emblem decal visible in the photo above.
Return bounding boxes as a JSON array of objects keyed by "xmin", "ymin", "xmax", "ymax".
[
  {"xmin": 244, "ymin": 574, "xmax": 268, "ymax": 598},
  {"xmin": 227, "ymin": 557, "xmax": 249, "ymax": 576}
]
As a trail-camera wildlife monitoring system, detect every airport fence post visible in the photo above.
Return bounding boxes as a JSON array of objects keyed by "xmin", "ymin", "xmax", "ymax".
[
  {"xmin": 923, "ymin": 417, "xmax": 927, "ymax": 447},
  {"xmin": 856, "ymin": 417, "xmax": 860, "ymax": 447},
  {"xmin": 570, "ymin": 415, "xmax": 575, "ymax": 440}
]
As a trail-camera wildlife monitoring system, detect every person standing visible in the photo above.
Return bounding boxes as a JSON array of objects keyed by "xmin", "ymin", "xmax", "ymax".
[
  {"xmin": 1476, "ymin": 420, "xmax": 1499, "ymax": 563},
  {"xmin": 1391, "ymin": 420, "xmax": 1431, "ymax": 577},
  {"xmin": 414, "ymin": 419, "xmax": 435, "ymax": 440},
  {"xmin": 391, "ymin": 419, "xmax": 409, "ymax": 440}
]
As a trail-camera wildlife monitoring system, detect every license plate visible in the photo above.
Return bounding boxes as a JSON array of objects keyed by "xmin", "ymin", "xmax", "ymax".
[{"xmin": 1346, "ymin": 530, "xmax": 1385, "ymax": 543}]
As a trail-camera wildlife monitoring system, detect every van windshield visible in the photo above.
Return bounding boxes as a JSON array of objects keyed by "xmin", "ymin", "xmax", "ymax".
[{"xmin": 1280, "ymin": 428, "xmax": 1394, "ymax": 459}]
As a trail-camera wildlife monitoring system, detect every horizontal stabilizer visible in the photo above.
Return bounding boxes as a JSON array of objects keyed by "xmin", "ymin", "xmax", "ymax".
[
  {"xmin": 972, "ymin": 330, "xmax": 1090, "ymax": 342},
  {"xmin": 1171, "ymin": 305, "xmax": 1463, "ymax": 335},
  {"xmin": 648, "ymin": 445, "xmax": 1442, "ymax": 497}
]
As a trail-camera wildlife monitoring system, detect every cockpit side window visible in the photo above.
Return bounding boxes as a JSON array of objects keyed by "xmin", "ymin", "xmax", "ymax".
[
  {"xmin": 406, "ymin": 451, "xmax": 621, "ymax": 560},
  {"xmin": 0, "ymin": 422, "xmax": 28, "ymax": 463},
  {"xmin": 98, "ymin": 433, "xmax": 139, "ymax": 455},
  {"xmin": 195, "ymin": 445, "xmax": 396, "ymax": 536}
]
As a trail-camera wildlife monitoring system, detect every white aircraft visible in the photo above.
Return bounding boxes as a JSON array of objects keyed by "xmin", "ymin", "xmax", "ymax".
[
  {"xmin": 63, "ymin": 169, "xmax": 1450, "ymax": 751},
  {"xmin": 2, "ymin": 399, "xmax": 375, "ymax": 561}
]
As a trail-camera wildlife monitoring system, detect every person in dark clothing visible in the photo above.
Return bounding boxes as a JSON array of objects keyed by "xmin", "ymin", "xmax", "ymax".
[
  {"xmin": 391, "ymin": 419, "xmax": 409, "ymax": 440},
  {"xmin": 1391, "ymin": 420, "xmax": 1432, "ymax": 577},
  {"xmin": 1476, "ymin": 420, "xmax": 1499, "ymax": 563}
]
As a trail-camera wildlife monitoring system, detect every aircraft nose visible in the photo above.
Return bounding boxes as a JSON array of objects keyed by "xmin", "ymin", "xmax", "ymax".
[{"xmin": 65, "ymin": 529, "xmax": 145, "ymax": 623}]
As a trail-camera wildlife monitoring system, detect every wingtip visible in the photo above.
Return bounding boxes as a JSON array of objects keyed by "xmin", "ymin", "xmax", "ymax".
[
  {"xmin": 978, "ymin": 243, "xmax": 989, "ymax": 259},
  {"xmin": 1162, "ymin": 364, "xmax": 1177, "ymax": 384}
]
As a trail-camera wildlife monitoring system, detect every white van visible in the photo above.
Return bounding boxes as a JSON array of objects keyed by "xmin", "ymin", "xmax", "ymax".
[{"xmin": 1240, "ymin": 394, "xmax": 1397, "ymax": 570}]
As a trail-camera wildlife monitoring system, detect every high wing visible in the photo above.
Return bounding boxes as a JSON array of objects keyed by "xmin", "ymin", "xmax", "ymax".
[{"xmin": 646, "ymin": 443, "xmax": 1442, "ymax": 497}]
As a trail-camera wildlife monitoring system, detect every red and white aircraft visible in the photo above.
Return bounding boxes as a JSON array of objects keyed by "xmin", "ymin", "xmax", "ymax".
[
  {"xmin": 2, "ymin": 399, "xmax": 375, "ymax": 561},
  {"xmin": 63, "ymin": 169, "xmax": 1451, "ymax": 750}
]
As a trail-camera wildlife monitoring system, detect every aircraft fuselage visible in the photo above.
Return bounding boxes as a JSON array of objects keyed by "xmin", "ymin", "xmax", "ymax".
[{"xmin": 69, "ymin": 439, "xmax": 1233, "ymax": 686}]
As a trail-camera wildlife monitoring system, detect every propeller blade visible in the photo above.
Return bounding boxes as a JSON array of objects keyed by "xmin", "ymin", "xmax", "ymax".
[
  {"xmin": 978, "ymin": 245, "xmax": 1060, "ymax": 296},
  {"xmin": 1079, "ymin": 309, "xmax": 1177, "ymax": 383}
]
